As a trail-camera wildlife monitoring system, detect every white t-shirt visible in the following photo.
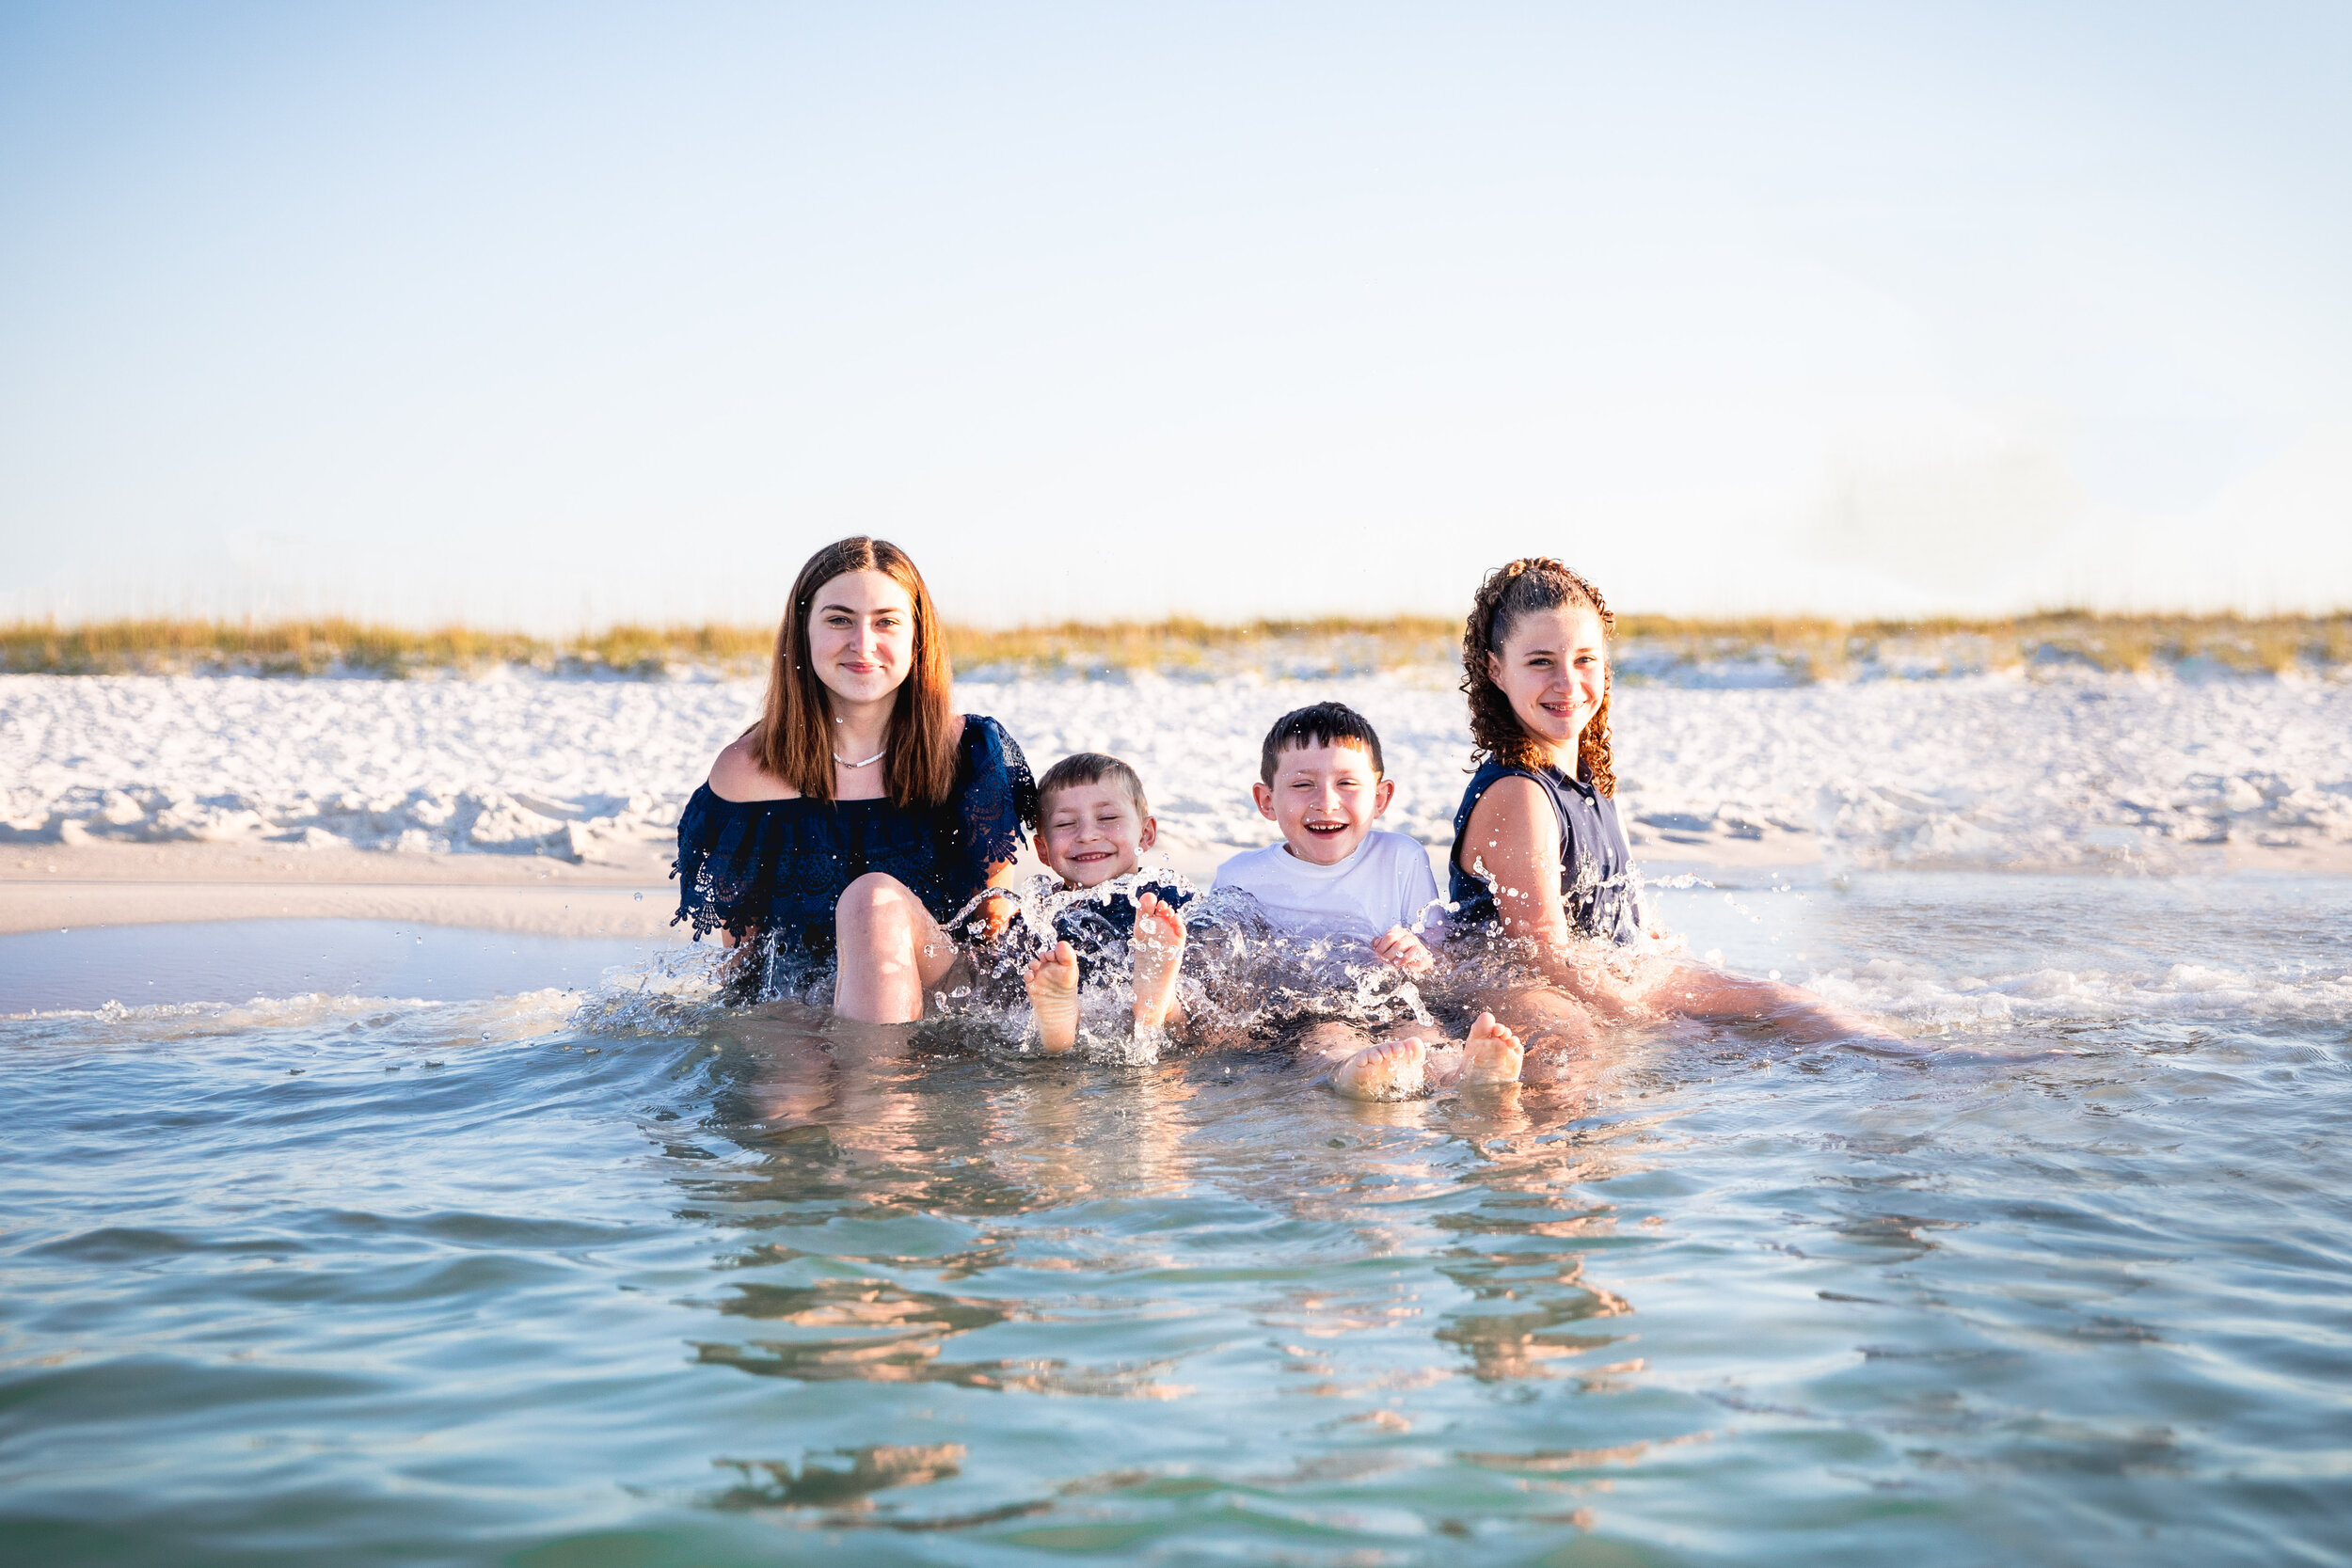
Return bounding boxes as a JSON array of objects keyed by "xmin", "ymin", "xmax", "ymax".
[{"xmin": 1211, "ymin": 829, "xmax": 1444, "ymax": 943}]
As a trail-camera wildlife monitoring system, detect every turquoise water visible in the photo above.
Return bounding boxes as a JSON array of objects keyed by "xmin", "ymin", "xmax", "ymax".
[
  {"xmin": 3, "ymin": 873, "xmax": 2348, "ymax": 1565},
  {"xmin": 0, "ymin": 920, "xmax": 667, "ymax": 1013}
]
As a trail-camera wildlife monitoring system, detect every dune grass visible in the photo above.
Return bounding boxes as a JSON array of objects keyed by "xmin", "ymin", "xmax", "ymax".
[
  {"xmin": 1607, "ymin": 610, "xmax": 2352, "ymax": 682},
  {"xmin": 0, "ymin": 618, "xmax": 775, "ymax": 677},
  {"xmin": 949, "ymin": 616, "xmax": 1463, "ymax": 676},
  {"xmin": 2, "ymin": 611, "xmax": 2346, "ymax": 680}
]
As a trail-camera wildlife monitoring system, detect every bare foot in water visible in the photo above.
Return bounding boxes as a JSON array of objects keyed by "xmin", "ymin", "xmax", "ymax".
[
  {"xmin": 1331, "ymin": 1037, "xmax": 1429, "ymax": 1101},
  {"xmin": 1024, "ymin": 940, "xmax": 1081, "ymax": 1053},
  {"xmin": 1131, "ymin": 891, "xmax": 1186, "ymax": 1032},
  {"xmin": 1454, "ymin": 1011, "xmax": 1524, "ymax": 1085}
]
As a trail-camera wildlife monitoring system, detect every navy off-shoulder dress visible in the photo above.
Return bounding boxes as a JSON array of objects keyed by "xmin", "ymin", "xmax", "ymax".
[{"xmin": 673, "ymin": 715, "xmax": 1037, "ymax": 999}]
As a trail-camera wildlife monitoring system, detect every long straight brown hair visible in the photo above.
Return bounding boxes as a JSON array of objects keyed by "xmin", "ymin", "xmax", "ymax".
[{"xmin": 751, "ymin": 537, "xmax": 958, "ymax": 807}]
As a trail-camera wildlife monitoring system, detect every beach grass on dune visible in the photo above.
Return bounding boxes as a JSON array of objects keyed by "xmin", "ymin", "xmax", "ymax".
[
  {"xmin": 0, "ymin": 618, "xmax": 776, "ymax": 678},
  {"xmin": 2, "ymin": 611, "xmax": 2347, "ymax": 680}
]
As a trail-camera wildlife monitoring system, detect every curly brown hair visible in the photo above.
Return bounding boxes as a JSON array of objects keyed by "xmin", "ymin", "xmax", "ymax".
[{"xmin": 1460, "ymin": 558, "xmax": 1616, "ymax": 795}]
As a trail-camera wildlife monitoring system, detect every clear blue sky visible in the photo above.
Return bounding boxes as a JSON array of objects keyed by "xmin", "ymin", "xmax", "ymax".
[{"xmin": 3, "ymin": 1, "xmax": 2348, "ymax": 628}]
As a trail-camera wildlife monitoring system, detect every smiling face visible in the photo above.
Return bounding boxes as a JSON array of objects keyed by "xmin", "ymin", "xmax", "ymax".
[
  {"xmin": 805, "ymin": 569, "xmax": 916, "ymax": 708},
  {"xmin": 1252, "ymin": 739, "xmax": 1394, "ymax": 866},
  {"xmin": 1486, "ymin": 604, "xmax": 1608, "ymax": 769},
  {"xmin": 1037, "ymin": 781, "xmax": 1156, "ymax": 888}
]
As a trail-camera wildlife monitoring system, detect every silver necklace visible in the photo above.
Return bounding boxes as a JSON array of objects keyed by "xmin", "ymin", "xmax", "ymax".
[{"xmin": 833, "ymin": 748, "xmax": 886, "ymax": 768}]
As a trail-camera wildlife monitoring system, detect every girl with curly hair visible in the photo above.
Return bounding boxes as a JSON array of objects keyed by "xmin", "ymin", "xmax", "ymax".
[{"xmin": 1451, "ymin": 558, "xmax": 1894, "ymax": 1063}]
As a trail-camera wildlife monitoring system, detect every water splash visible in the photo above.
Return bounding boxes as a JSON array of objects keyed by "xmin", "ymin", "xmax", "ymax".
[{"xmin": 569, "ymin": 942, "xmax": 734, "ymax": 1037}]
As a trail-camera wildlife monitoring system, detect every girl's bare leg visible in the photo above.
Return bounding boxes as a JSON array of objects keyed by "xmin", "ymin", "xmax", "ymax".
[
  {"xmin": 833, "ymin": 872, "xmax": 960, "ymax": 1023},
  {"xmin": 1640, "ymin": 961, "xmax": 1899, "ymax": 1045},
  {"xmin": 1486, "ymin": 985, "xmax": 1605, "ymax": 1084}
]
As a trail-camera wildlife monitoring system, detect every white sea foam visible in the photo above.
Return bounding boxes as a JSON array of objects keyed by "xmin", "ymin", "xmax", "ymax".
[
  {"xmin": 4, "ymin": 669, "xmax": 2349, "ymax": 869},
  {"xmin": 1813, "ymin": 955, "xmax": 2352, "ymax": 1034}
]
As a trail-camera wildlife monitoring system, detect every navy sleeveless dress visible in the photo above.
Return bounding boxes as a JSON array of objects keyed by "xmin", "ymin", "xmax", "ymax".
[
  {"xmin": 673, "ymin": 714, "xmax": 1037, "ymax": 998},
  {"xmin": 1449, "ymin": 758, "xmax": 1644, "ymax": 945}
]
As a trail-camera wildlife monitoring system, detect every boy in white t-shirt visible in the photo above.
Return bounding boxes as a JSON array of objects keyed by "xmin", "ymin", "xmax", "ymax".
[{"xmin": 1213, "ymin": 702, "xmax": 1523, "ymax": 1101}]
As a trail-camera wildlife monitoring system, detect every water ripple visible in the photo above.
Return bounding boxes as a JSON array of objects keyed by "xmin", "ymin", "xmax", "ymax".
[{"xmin": 2, "ymin": 875, "xmax": 2349, "ymax": 1563}]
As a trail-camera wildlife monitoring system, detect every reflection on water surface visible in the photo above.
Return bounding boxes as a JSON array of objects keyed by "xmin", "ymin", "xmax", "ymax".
[{"xmin": 0, "ymin": 872, "xmax": 2347, "ymax": 1563}]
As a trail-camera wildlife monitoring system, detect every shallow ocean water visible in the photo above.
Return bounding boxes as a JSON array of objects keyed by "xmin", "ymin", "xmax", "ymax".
[
  {"xmin": 0, "ymin": 920, "xmax": 669, "ymax": 1014},
  {"xmin": 3, "ymin": 871, "xmax": 2348, "ymax": 1565}
]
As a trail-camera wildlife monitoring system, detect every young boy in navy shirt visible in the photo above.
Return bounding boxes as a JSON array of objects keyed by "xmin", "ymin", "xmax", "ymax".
[{"xmin": 1021, "ymin": 752, "xmax": 1188, "ymax": 1053}]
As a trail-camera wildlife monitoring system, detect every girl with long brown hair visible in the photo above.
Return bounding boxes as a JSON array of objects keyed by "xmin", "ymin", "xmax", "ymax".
[
  {"xmin": 673, "ymin": 537, "xmax": 1036, "ymax": 1021},
  {"xmin": 1451, "ymin": 558, "xmax": 1895, "ymax": 1065}
]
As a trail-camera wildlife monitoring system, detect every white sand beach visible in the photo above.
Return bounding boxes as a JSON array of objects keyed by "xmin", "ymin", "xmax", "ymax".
[{"xmin": 5, "ymin": 669, "xmax": 2347, "ymax": 939}]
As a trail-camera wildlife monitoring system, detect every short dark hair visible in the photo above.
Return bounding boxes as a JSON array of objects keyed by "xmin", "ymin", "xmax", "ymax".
[
  {"xmin": 1259, "ymin": 702, "xmax": 1384, "ymax": 784},
  {"xmin": 1037, "ymin": 752, "xmax": 1151, "ymax": 819}
]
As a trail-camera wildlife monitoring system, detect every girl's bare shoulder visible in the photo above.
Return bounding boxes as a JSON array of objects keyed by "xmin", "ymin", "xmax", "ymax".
[
  {"xmin": 708, "ymin": 734, "xmax": 803, "ymax": 802},
  {"xmin": 1468, "ymin": 772, "xmax": 1550, "ymax": 819},
  {"xmin": 1458, "ymin": 773, "xmax": 1554, "ymax": 859}
]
